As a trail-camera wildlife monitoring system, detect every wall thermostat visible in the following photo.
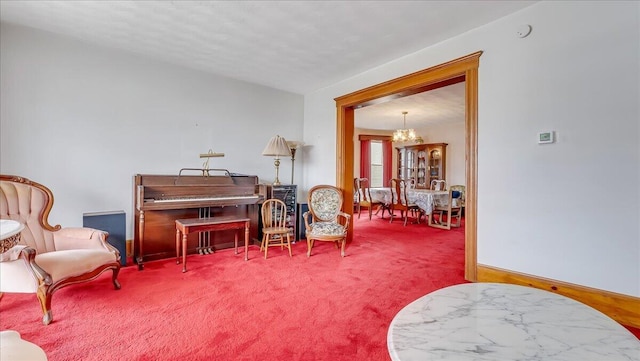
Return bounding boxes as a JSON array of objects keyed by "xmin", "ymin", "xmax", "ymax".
[{"xmin": 538, "ymin": 131, "xmax": 555, "ymax": 144}]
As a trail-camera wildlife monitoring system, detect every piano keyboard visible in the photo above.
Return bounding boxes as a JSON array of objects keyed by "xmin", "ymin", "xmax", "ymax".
[{"xmin": 147, "ymin": 195, "xmax": 259, "ymax": 203}]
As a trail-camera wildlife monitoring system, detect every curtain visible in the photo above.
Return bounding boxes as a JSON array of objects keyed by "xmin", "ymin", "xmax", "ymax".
[
  {"xmin": 360, "ymin": 139, "xmax": 371, "ymax": 180},
  {"xmin": 382, "ymin": 140, "xmax": 392, "ymax": 187}
]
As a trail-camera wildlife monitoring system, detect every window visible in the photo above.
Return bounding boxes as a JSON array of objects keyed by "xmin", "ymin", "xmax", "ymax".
[
  {"xmin": 358, "ymin": 135, "xmax": 392, "ymax": 188},
  {"xmin": 370, "ymin": 141, "xmax": 383, "ymax": 187}
]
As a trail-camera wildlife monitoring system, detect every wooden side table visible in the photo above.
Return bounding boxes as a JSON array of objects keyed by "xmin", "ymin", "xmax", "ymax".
[{"xmin": 175, "ymin": 216, "xmax": 250, "ymax": 273}]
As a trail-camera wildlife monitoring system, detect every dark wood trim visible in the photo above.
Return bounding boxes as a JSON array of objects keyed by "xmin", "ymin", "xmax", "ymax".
[
  {"xmin": 358, "ymin": 135, "xmax": 392, "ymax": 141},
  {"xmin": 335, "ymin": 51, "xmax": 482, "ymax": 281},
  {"xmin": 478, "ymin": 264, "xmax": 640, "ymax": 329}
]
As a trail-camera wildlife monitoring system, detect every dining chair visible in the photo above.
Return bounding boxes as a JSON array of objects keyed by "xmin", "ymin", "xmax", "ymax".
[
  {"xmin": 354, "ymin": 177, "xmax": 384, "ymax": 220},
  {"xmin": 303, "ymin": 185, "xmax": 350, "ymax": 257},
  {"xmin": 430, "ymin": 179, "xmax": 447, "ymax": 191},
  {"xmin": 449, "ymin": 184, "xmax": 465, "ymax": 215},
  {"xmin": 428, "ymin": 188, "xmax": 462, "ymax": 230},
  {"xmin": 389, "ymin": 178, "xmax": 422, "ymax": 226},
  {"xmin": 260, "ymin": 198, "xmax": 292, "ymax": 259}
]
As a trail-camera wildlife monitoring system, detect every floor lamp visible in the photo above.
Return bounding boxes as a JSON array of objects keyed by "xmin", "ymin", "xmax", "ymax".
[
  {"xmin": 262, "ymin": 135, "xmax": 291, "ymax": 186},
  {"xmin": 287, "ymin": 141, "xmax": 304, "ymax": 185}
]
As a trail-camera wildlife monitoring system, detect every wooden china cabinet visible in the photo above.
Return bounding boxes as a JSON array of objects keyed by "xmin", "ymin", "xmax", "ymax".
[{"xmin": 396, "ymin": 143, "xmax": 447, "ymax": 188}]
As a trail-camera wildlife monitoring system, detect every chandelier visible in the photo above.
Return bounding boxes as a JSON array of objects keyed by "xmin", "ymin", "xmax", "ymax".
[{"xmin": 392, "ymin": 111, "xmax": 418, "ymax": 142}]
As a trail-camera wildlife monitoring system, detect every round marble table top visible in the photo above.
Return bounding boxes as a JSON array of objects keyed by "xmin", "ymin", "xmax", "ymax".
[
  {"xmin": 387, "ymin": 282, "xmax": 640, "ymax": 361},
  {"xmin": 0, "ymin": 330, "xmax": 48, "ymax": 361},
  {"xmin": 0, "ymin": 219, "xmax": 25, "ymax": 253}
]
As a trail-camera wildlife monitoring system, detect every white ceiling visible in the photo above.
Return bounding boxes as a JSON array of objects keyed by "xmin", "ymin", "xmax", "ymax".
[
  {"xmin": 0, "ymin": 0, "xmax": 536, "ymax": 129},
  {"xmin": 355, "ymin": 82, "xmax": 466, "ymax": 130}
]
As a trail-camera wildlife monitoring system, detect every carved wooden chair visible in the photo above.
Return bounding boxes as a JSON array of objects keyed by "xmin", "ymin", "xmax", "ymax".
[
  {"xmin": 430, "ymin": 179, "xmax": 447, "ymax": 191},
  {"xmin": 353, "ymin": 177, "xmax": 383, "ymax": 220},
  {"xmin": 389, "ymin": 178, "xmax": 422, "ymax": 226},
  {"xmin": 260, "ymin": 198, "xmax": 292, "ymax": 259},
  {"xmin": 0, "ymin": 175, "xmax": 121, "ymax": 325},
  {"xmin": 303, "ymin": 185, "xmax": 350, "ymax": 257}
]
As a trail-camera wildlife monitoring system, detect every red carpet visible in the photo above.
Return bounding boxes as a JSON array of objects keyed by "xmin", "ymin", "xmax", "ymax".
[
  {"xmin": 2, "ymin": 213, "xmax": 638, "ymax": 360},
  {"xmin": 0, "ymin": 213, "xmax": 466, "ymax": 361}
]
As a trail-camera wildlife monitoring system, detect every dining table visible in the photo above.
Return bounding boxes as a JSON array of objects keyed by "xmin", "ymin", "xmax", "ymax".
[{"xmin": 368, "ymin": 187, "xmax": 448, "ymax": 216}]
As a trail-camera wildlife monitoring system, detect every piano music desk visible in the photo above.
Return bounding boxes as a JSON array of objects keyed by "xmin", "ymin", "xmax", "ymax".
[{"xmin": 175, "ymin": 216, "xmax": 250, "ymax": 272}]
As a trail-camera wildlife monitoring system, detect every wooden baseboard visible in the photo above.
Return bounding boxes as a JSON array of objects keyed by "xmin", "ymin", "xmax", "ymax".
[{"xmin": 477, "ymin": 264, "xmax": 640, "ymax": 329}]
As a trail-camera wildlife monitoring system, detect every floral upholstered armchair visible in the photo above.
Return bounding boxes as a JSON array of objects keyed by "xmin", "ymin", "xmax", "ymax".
[
  {"xmin": 0, "ymin": 175, "xmax": 121, "ymax": 325},
  {"xmin": 303, "ymin": 185, "xmax": 351, "ymax": 257}
]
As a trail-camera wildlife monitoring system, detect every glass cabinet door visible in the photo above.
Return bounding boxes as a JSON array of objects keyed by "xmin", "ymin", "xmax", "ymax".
[
  {"xmin": 396, "ymin": 148, "xmax": 406, "ymax": 180},
  {"xmin": 397, "ymin": 143, "xmax": 446, "ymax": 188},
  {"xmin": 428, "ymin": 146, "xmax": 444, "ymax": 185},
  {"xmin": 416, "ymin": 150, "xmax": 427, "ymax": 188},
  {"xmin": 406, "ymin": 149, "xmax": 415, "ymax": 182}
]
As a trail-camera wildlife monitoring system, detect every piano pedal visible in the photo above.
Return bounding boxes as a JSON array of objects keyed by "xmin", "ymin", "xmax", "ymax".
[
  {"xmin": 207, "ymin": 247, "xmax": 215, "ymax": 254},
  {"xmin": 198, "ymin": 248, "xmax": 205, "ymax": 255}
]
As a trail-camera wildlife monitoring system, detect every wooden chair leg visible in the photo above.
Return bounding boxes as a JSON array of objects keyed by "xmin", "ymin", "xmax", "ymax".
[
  {"xmin": 307, "ymin": 239, "xmax": 313, "ymax": 257},
  {"xmin": 444, "ymin": 212, "xmax": 451, "ymax": 230},
  {"xmin": 37, "ymin": 289, "xmax": 53, "ymax": 325}
]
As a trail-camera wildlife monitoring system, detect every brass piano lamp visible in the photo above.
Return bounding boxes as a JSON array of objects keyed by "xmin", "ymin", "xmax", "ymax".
[
  {"xmin": 199, "ymin": 149, "xmax": 225, "ymax": 176},
  {"xmin": 262, "ymin": 135, "xmax": 291, "ymax": 186}
]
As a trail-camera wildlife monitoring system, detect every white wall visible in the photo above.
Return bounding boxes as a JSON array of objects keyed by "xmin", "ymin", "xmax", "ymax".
[
  {"xmin": 303, "ymin": 1, "xmax": 639, "ymax": 296},
  {"xmin": 415, "ymin": 121, "xmax": 465, "ymax": 186},
  {"xmin": 0, "ymin": 23, "xmax": 304, "ymax": 239}
]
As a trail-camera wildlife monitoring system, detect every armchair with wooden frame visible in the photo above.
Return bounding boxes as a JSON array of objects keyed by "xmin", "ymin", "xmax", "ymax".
[
  {"xmin": 303, "ymin": 185, "xmax": 350, "ymax": 257},
  {"xmin": 0, "ymin": 175, "xmax": 121, "ymax": 325}
]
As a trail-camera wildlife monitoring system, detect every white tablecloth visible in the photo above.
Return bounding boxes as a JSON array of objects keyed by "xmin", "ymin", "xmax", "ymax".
[{"xmin": 368, "ymin": 188, "xmax": 447, "ymax": 215}]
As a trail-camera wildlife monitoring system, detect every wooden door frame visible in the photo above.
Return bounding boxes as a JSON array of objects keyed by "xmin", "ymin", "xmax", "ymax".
[{"xmin": 334, "ymin": 51, "xmax": 482, "ymax": 281}]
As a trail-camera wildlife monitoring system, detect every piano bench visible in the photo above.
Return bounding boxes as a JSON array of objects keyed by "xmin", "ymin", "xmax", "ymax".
[{"xmin": 175, "ymin": 216, "xmax": 251, "ymax": 272}]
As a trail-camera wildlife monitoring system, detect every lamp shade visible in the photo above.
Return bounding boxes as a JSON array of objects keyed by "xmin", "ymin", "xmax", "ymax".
[
  {"xmin": 286, "ymin": 140, "xmax": 305, "ymax": 150},
  {"xmin": 262, "ymin": 135, "xmax": 291, "ymax": 157}
]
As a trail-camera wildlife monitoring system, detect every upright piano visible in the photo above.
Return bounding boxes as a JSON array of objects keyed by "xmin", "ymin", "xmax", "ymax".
[{"xmin": 134, "ymin": 171, "xmax": 265, "ymax": 270}]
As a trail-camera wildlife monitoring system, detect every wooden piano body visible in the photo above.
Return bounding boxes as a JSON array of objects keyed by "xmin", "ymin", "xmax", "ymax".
[{"xmin": 134, "ymin": 173, "xmax": 265, "ymax": 269}]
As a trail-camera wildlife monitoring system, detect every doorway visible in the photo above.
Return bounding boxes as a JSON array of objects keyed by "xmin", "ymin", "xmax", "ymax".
[{"xmin": 334, "ymin": 51, "xmax": 481, "ymax": 281}]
